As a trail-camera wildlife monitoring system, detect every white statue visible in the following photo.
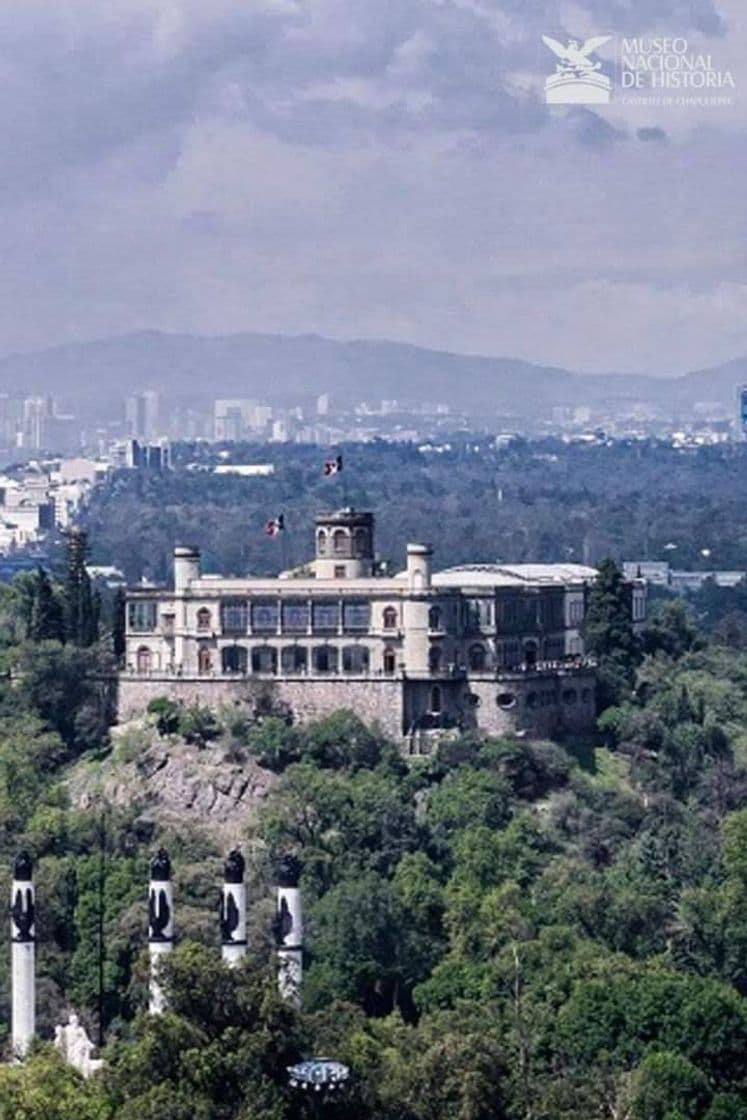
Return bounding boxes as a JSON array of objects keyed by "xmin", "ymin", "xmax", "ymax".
[{"xmin": 54, "ymin": 1010, "xmax": 103, "ymax": 1078}]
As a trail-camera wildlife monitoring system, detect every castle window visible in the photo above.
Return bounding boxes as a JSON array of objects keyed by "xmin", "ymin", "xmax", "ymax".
[
  {"xmin": 332, "ymin": 529, "xmax": 348, "ymax": 555},
  {"xmin": 220, "ymin": 599, "xmax": 249, "ymax": 634},
  {"xmin": 136, "ymin": 646, "xmax": 152, "ymax": 673},
  {"xmin": 468, "ymin": 644, "xmax": 487, "ymax": 672},
  {"xmin": 497, "ymin": 691, "xmax": 516, "ymax": 709},
  {"xmin": 128, "ymin": 600, "xmax": 157, "ymax": 632},
  {"xmin": 198, "ymin": 645, "xmax": 212, "ymax": 675},
  {"xmin": 281, "ymin": 646, "xmax": 308, "ymax": 673},
  {"xmin": 343, "ymin": 600, "xmax": 370, "ymax": 631},
  {"xmin": 312, "ymin": 601, "xmax": 340, "ymax": 632},
  {"xmin": 428, "ymin": 606, "xmax": 442, "ymax": 631},
  {"xmin": 222, "ymin": 645, "xmax": 248, "ymax": 674},
  {"xmin": 430, "ymin": 685, "xmax": 442, "ymax": 714},
  {"xmin": 316, "ymin": 528, "xmax": 328, "ymax": 555},
  {"xmin": 429, "ymin": 645, "xmax": 442, "ymax": 673},
  {"xmin": 343, "ymin": 645, "xmax": 369, "ymax": 673},
  {"xmin": 523, "ymin": 641, "xmax": 538, "ymax": 668},
  {"xmin": 383, "ymin": 648, "xmax": 396, "ymax": 675},
  {"xmin": 251, "ymin": 646, "xmax": 278, "ymax": 674},
  {"xmin": 251, "ymin": 600, "xmax": 279, "ymax": 633},
  {"xmin": 196, "ymin": 607, "xmax": 212, "ymax": 632},
  {"xmin": 282, "ymin": 600, "xmax": 310, "ymax": 633},
  {"xmin": 500, "ymin": 639, "xmax": 521, "ymax": 668},
  {"xmin": 383, "ymin": 606, "xmax": 398, "ymax": 630},
  {"xmin": 313, "ymin": 645, "xmax": 338, "ymax": 674},
  {"xmin": 464, "ymin": 598, "xmax": 491, "ymax": 632}
]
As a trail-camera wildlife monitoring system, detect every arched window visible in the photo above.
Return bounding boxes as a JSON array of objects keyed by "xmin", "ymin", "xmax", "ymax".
[
  {"xmin": 429, "ymin": 645, "xmax": 442, "ymax": 673},
  {"xmin": 428, "ymin": 606, "xmax": 442, "ymax": 631},
  {"xmin": 332, "ymin": 529, "xmax": 348, "ymax": 556},
  {"xmin": 222, "ymin": 645, "xmax": 247, "ymax": 674},
  {"xmin": 313, "ymin": 645, "xmax": 338, "ymax": 674},
  {"xmin": 343, "ymin": 645, "xmax": 369, "ymax": 674},
  {"xmin": 196, "ymin": 608, "xmax": 212, "ymax": 632},
  {"xmin": 468, "ymin": 644, "xmax": 487, "ymax": 672},
  {"xmin": 251, "ymin": 646, "xmax": 277, "ymax": 674},
  {"xmin": 382, "ymin": 606, "xmax": 398, "ymax": 630},
  {"xmin": 430, "ymin": 685, "xmax": 442, "ymax": 714},
  {"xmin": 316, "ymin": 528, "xmax": 328, "ymax": 555},
  {"xmin": 136, "ymin": 647, "xmax": 152, "ymax": 674},
  {"xmin": 383, "ymin": 648, "xmax": 396, "ymax": 675},
  {"xmin": 198, "ymin": 645, "xmax": 212, "ymax": 675},
  {"xmin": 281, "ymin": 646, "xmax": 308, "ymax": 674}
]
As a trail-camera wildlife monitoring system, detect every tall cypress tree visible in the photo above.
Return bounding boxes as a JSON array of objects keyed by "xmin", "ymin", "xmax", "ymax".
[
  {"xmin": 584, "ymin": 558, "xmax": 640, "ymax": 710},
  {"xmin": 64, "ymin": 528, "xmax": 99, "ymax": 647},
  {"xmin": 112, "ymin": 587, "xmax": 126, "ymax": 662},
  {"xmin": 28, "ymin": 566, "xmax": 64, "ymax": 642}
]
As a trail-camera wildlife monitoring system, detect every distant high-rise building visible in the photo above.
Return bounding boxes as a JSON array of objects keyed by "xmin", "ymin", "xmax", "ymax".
[
  {"xmin": 21, "ymin": 396, "xmax": 54, "ymax": 449},
  {"xmin": 738, "ymin": 386, "xmax": 747, "ymax": 440},
  {"xmin": 213, "ymin": 399, "xmax": 272, "ymax": 440},
  {"xmin": 316, "ymin": 393, "xmax": 330, "ymax": 417},
  {"xmin": 125, "ymin": 391, "xmax": 160, "ymax": 439}
]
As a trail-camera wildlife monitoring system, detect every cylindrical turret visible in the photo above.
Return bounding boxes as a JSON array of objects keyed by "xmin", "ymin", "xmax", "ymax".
[
  {"xmin": 406, "ymin": 543, "xmax": 433, "ymax": 592},
  {"xmin": 148, "ymin": 848, "xmax": 174, "ymax": 1015},
  {"xmin": 402, "ymin": 545, "xmax": 434, "ymax": 674},
  {"xmin": 10, "ymin": 851, "xmax": 35, "ymax": 1058},
  {"xmin": 220, "ymin": 850, "xmax": 247, "ymax": 968},
  {"xmin": 314, "ymin": 509, "xmax": 374, "ymax": 579},
  {"xmin": 275, "ymin": 855, "xmax": 303, "ymax": 1008},
  {"xmin": 174, "ymin": 546, "xmax": 200, "ymax": 594}
]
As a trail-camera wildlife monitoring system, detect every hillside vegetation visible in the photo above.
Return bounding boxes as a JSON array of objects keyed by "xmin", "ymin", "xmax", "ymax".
[{"xmin": 2, "ymin": 551, "xmax": 747, "ymax": 1116}]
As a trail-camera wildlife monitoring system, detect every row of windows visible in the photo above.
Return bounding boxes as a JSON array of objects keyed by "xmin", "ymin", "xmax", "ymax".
[
  {"xmin": 134, "ymin": 644, "xmax": 399, "ymax": 676},
  {"xmin": 217, "ymin": 599, "xmax": 373, "ymax": 634},
  {"xmin": 316, "ymin": 527, "xmax": 370, "ymax": 556}
]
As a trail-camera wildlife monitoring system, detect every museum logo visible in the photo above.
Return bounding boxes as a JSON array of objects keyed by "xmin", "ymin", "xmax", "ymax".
[
  {"xmin": 542, "ymin": 36, "xmax": 612, "ymax": 104},
  {"xmin": 541, "ymin": 33, "xmax": 736, "ymax": 107}
]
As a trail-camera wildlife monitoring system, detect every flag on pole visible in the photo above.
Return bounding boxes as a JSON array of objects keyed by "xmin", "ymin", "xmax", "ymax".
[
  {"xmin": 265, "ymin": 514, "xmax": 285, "ymax": 537},
  {"xmin": 323, "ymin": 454, "xmax": 343, "ymax": 477}
]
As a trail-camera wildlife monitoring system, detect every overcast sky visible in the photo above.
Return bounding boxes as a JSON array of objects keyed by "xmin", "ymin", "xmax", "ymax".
[{"xmin": 0, "ymin": 0, "xmax": 743, "ymax": 374}]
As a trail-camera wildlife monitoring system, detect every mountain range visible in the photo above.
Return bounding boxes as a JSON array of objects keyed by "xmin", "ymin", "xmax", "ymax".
[{"xmin": 0, "ymin": 330, "xmax": 743, "ymax": 420}]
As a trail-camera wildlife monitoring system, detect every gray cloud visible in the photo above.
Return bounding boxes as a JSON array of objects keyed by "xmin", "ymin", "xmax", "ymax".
[{"xmin": 0, "ymin": 0, "xmax": 741, "ymax": 376}]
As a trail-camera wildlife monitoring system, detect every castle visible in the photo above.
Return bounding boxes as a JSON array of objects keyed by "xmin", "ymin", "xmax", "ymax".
[{"xmin": 120, "ymin": 509, "xmax": 646, "ymax": 750}]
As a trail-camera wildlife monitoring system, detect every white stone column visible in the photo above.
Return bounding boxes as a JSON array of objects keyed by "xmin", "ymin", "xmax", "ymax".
[
  {"xmin": 276, "ymin": 855, "xmax": 303, "ymax": 1008},
  {"xmin": 220, "ymin": 850, "xmax": 247, "ymax": 968},
  {"xmin": 148, "ymin": 849, "xmax": 174, "ymax": 1015},
  {"xmin": 10, "ymin": 851, "xmax": 35, "ymax": 1059}
]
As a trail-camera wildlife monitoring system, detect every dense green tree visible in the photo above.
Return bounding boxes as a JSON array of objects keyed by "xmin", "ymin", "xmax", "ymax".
[
  {"xmin": 584, "ymin": 558, "xmax": 640, "ymax": 708},
  {"xmin": 63, "ymin": 528, "xmax": 99, "ymax": 647},
  {"xmin": 28, "ymin": 567, "xmax": 65, "ymax": 643}
]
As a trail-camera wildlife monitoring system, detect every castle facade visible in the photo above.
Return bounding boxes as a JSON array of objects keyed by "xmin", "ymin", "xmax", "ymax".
[{"xmin": 120, "ymin": 509, "xmax": 646, "ymax": 750}]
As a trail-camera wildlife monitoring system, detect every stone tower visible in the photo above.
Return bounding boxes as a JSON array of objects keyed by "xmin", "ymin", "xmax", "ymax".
[{"xmin": 314, "ymin": 509, "xmax": 375, "ymax": 579}]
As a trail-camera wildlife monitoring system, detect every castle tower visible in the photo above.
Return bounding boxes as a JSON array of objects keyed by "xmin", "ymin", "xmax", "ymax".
[
  {"xmin": 10, "ymin": 851, "xmax": 35, "ymax": 1058},
  {"xmin": 403, "ymin": 543, "xmax": 434, "ymax": 675},
  {"xmin": 220, "ymin": 850, "xmax": 247, "ymax": 968},
  {"xmin": 314, "ymin": 509, "xmax": 374, "ymax": 579},
  {"xmin": 148, "ymin": 848, "xmax": 174, "ymax": 1014},
  {"xmin": 173, "ymin": 546, "xmax": 200, "ymax": 594},
  {"xmin": 275, "ymin": 855, "xmax": 303, "ymax": 1008}
]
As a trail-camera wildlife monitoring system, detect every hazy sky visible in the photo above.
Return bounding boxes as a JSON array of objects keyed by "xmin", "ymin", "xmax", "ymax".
[{"xmin": 0, "ymin": 0, "xmax": 744, "ymax": 374}]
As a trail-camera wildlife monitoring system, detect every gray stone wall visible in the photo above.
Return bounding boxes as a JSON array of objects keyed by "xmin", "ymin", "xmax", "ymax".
[
  {"xmin": 118, "ymin": 675, "xmax": 405, "ymax": 741},
  {"xmin": 467, "ymin": 669, "xmax": 597, "ymax": 738}
]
